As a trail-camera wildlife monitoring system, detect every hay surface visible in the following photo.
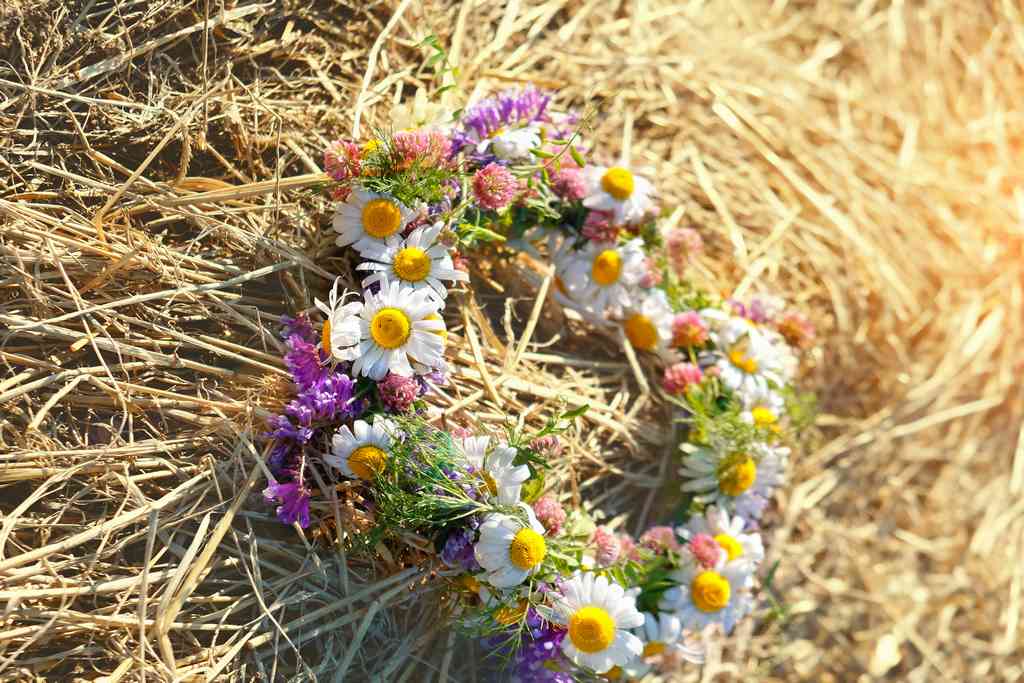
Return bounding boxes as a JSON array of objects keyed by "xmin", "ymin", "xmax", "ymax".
[{"xmin": 1, "ymin": 1, "xmax": 1021, "ymax": 681}]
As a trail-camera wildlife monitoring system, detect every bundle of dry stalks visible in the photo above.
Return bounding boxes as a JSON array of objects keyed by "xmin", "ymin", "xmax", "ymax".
[{"xmin": 1, "ymin": 0, "xmax": 1022, "ymax": 681}]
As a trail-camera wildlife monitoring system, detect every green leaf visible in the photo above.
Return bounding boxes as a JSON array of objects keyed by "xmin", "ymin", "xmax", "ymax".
[
  {"xmin": 560, "ymin": 404, "xmax": 590, "ymax": 420},
  {"xmin": 569, "ymin": 145, "xmax": 586, "ymax": 168}
]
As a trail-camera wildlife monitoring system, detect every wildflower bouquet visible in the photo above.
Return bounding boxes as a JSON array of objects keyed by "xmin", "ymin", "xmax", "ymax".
[{"xmin": 261, "ymin": 83, "xmax": 816, "ymax": 681}]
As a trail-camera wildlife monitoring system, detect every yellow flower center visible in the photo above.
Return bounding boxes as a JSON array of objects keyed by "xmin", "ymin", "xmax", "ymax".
[
  {"xmin": 642, "ymin": 641, "xmax": 667, "ymax": 658},
  {"xmin": 591, "ymin": 249, "xmax": 622, "ymax": 286},
  {"xmin": 751, "ymin": 406, "xmax": 777, "ymax": 427},
  {"xmin": 348, "ymin": 445, "xmax": 388, "ymax": 480},
  {"xmin": 600, "ymin": 166, "xmax": 635, "ymax": 200},
  {"xmin": 370, "ymin": 308, "xmax": 411, "ymax": 349},
  {"xmin": 603, "ymin": 666, "xmax": 623, "ymax": 680},
  {"xmin": 714, "ymin": 533, "xmax": 744, "ymax": 561},
  {"xmin": 728, "ymin": 348, "xmax": 758, "ymax": 374},
  {"xmin": 568, "ymin": 606, "xmax": 616, "ymax": 653},
  {"xmin": 494, "ymin": 599, "xmax": 528, "ymax": 625},
  {"xmin": 393, "ymin": 247, "xmax": 431, "ymax": 282},
  {"xmin": 691, "ymin": 571, "xmax": 731, "ymax": 613},
  {"xmin": 460, "ymin": 575, "xmax": 480, "ymax": 593},
  {"xmin": 623, "ymin": 314, "xmax": 658, "ymax": 351},
  {"xmin": 718, "ymin": 457, "xmax": 757, "ymax": 497},
  {"xmin": 361, "ymin": 198, "xmax": 404, "ymax": 238},
  {"xmin": 321, "ymin": 320, "xmax": 332, "ymax": 351},
  {"xmin": 488, "ymin": 126, "xmax": 506, "ymax": 139},
  {"xmin": 507, "ymin": 527, "xmax": 547, "ymax": 570},
  {"xmin": 481, "ymin": 471, "xmax": 498, "ymax": 497}
]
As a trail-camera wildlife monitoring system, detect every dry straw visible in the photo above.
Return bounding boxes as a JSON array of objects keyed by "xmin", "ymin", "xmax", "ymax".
[{"xmin": 1, "ymin": 1, "xmax": 1021, "ymax": 681}]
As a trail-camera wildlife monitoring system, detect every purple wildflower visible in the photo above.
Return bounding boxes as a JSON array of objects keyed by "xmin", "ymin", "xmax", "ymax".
[
  {"xmin": 460, "ymin": 86, "xmax": 552, "ymax": 141},
  {"xmin": 441, "ymin": 527, "xmax": 481, "ymax": 572},
  {"xmin": 282, "ymin": 316, "xmax": 324, "ymax": 392},
  {"xmin": 263, "ymin": 479, "xmax": 311, "ymax": 528},
  {"xmin": 511, "ymin": 608, "xmax": 571, "ymax": 683},
  {"xmin": 285, "ymin": 371, "xmax": 360, "ymax": 425}
]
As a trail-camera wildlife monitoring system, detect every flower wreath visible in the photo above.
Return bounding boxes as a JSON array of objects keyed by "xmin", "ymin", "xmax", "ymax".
[{"xmin": 261, "ymin": 85, "xmax": 816, "ymax": 681}]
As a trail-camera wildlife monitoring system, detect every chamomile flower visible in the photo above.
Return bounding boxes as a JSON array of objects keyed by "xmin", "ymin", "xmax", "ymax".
[
  {"xmin": 455, "ymin": 434, "xmax": 530, "ymax": 505},
  {"xmin": 739, "ymin": 384, "xmax": 786, "ymax": 431},
  {"xmin": 475, "ymin": 506, "xmax": 547, "ymax": 588},
  {"xmin": 333, "ymin": 186, "xmax": 416, "ymax": 255},
  {"xmin": 548, "ymin": 572, "xmax": 644, "ymax": 674},
  {"xmin": 710, "ymin": 317, "xmax": 787, "ymax": 403},
  {"xmin": 476, "ymin": 125, "xmax": 541, "ymax": 162},
  {"xmin": 326, "ymin": 417, "xmax": 396, "ymax": 480},
  {"xmin": 357, "ymin": 221, "xmax": 469, "ymax": 298},
  {"xmin": 582, "ymin": 166, "xmax": 654, "ymax": 225},
  {"xmin": 620, "ymin": 289, "xmax": 674, "ymax": 354},
  {"xmin": 681, "ymin": 506, "xmax": 764, "ymax": 568},
  {"xmin": 679, "ymin": 441, "xmax": 789, "ymax": 520},
  {"xmin": 556, "ymin": 238, "xmax": 647, "ymax": 318},
  {"xmin": 351, "ymin": 278, "xmax": 446, "ymax": 380},
  {"xmin": 313, "ymin": 278, "xmax": 363, "ymax": 361},
  {"xmin": 631, "ymin": 612, "xmax": 705, "ymax": 674},
  {"xmin": 659, "ymin": 560, "xmax": 753, "ymax": 634}
]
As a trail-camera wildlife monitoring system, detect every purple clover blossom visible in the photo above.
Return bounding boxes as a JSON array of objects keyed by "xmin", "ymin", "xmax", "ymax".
[
  {"xmin": 263, "ymin": 479, "xmax": 311, "ymax": 528},
  {"xmin": 441, "ymin": 527, "xmax": 481, "ymax": 572}
]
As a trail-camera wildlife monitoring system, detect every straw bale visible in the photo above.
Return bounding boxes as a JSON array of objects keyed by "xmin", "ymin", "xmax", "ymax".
[{"xmin": 1, "ymin": 0, "xmax": 1021, "ymax": 681}]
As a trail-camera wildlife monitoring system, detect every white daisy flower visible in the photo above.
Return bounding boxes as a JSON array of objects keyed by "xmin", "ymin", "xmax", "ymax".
[
  {"xmin": 739, "ymin": 384, "xmax": 786, "ymax": 431},
  {"xmin": 455, "ymin": 434, "xmax": 530, "ymax": 505},
  {"xmin": 476, "ymin": 125, "xmax": 541, "ymax": 162},
  {"xmin": 582, "ymin": 165, "xmax": 654, "ymax": 225},
  {"xmin": 313, "ymin": 278, "xmax": 363, "ymax": 361},
  {"xmin": 556, "ymin": 238, "xmax": 647, "ymax": 318},
  {"xmin": 333, "ymin": 186, "xmax": 416, "ymax": 255},
  {"xmin": 680, "ymin": 505, "xmax": 764, "ymax": 569},
  {"xmin": 549, "ymin": 572, "xmax": 645, "ymax": 674},
  {"xmin": 621, "ymin": 288, "xmax": 674, "ymax": 354},
  {"xmin": 350, "ymin": 278, "xmax": 446, "ymax": 380},
  {"xmin": 325, "ymin": 417, "xmax": 396, "ymax": 480},
  {"xmin": 659, "ymin": 560, "xmax": 753, "ymax": 634},
  {"xmin": 679, "ymin": 441, "xmax": 789, "ymax": 520},
  {"xmin": 474, "ymin": 507, "xmax": 547, "ymax": 589},
  {"xmin": 710, "ymin": 317, "xmax": 787, "ymax": 403},
  {"xmin": 356, "ymin": 221, "xmax": 469, "ymax": 299},
  {"xmin": 630, "ymin": 612, "xmax": 705, "ymax": 675}
]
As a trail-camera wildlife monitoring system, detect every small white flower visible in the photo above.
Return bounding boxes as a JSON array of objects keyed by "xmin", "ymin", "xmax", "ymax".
[
  {"xmin": 549, "ymin": 572, "xmax": 645, "ymax": 674},
  {"xmin": 454, "ymin": 434, "xmax": 530, "ymax": 505},
  {"xmin": 582, "ymin": 165, "xmax": 654, "ymax": 225},
  {"xmin": 710, "ymin": 317, "xmax": 788, "ymax": 404},
  {"xmin": 739, "ymin": 384, "xmax": 786, "ymax": 430},
  {"xmin": 326, "ymin": 417, "xmax": 396, "ymax": 480},
  {"xmin": 357, "ymin": 221, "xmax": 469, "ymax": 298},
  {"xmin": 476, "ymin": 125, "xmax": 541, "ymax": 161},
  {"xmin": 628, "ymin": 611, "xmax": 705, "ymax": 677},
  {"xmin": 313, "ymin": 278, "xmax": 363, "ymax": 361},
  {"xmin": 333, "ymin": 186, "xmax": 416, "ymax": 255},
  {"xmin": 350, "ymin": 278, "xmax": 447, "ymax": 380},
  {"xmin": 474, "ymin": 507, "xmax": 547, "ymax": 589},
  {"xmin": 556, "ymin": 238, "xmax": 647, "ymax": 318},
  {"xmin": 679, "ymin": 441, "xmax": 789, "ymax": 521},
  {"xmin": 680, "ymin": 505, "xmax": 764, "ymax": 569},
  {"xmin": 659, "ymin": 560, "xmax": 753, "ymax": 634},
  {"xmin": 621, "ymin": 289, "xmax": 674, "ymax": 353}
]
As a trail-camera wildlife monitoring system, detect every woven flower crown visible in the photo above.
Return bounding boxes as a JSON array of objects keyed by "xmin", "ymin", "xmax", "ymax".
[{"xmin": 261, "ymin": 84, "xmax": 816, "ymax": 680}]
